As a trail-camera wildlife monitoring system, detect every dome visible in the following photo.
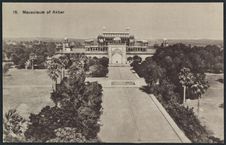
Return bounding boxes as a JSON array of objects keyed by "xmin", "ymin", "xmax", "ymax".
[
  {"xmin": 113, "ymin": 37, "xmax": 121, "ymax": 41},
  {"xmin": 64, "ymin": 37, "xmax": 68, "ymax": 40}
]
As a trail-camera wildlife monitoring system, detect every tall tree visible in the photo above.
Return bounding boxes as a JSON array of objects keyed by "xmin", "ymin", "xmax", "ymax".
[
  {"xmin": 143, "ymin": 60, "xmax": 165, "ymax": 88},
  {"xmin": 178, "ymin": 67, "xmax": 195, "ymax": 104},
  {"xmin": 47, "ymin": 58, "xmax": 61, "ymax": 91},
  {"xmin": 190, "ymin": 73, "xmax": 209, "ymax": 114}
]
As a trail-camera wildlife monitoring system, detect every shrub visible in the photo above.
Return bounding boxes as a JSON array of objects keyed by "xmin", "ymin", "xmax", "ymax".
[
  {"xmin": 3, "ymin": 109, "xmax": 27, "ymax": 142},
  {"xmin": 208, "ymin": 136, "xmax": 224, "ymax": 143},
  {"xmin": 24, "ymin": 106, "xmax": 66, "ymax": 142},
  {"xmin": 3, "ymin": 63, "xmax": 11, "ymax": 74},
  {"xmin": 89, "ymin": 64, "xmax": 108, "ymax": 77},
  {"xmin": 165, "ymin": 103, "xmax": 209, "ymax": 143},
  {"xmin": 219, "ymin": 103, "xmax": 224, "ymax": 109},
  {"xmin": 158, "ymin": 80, "xmax": 181, "ymax": 103},
  {"xmin": 213, "ymin": 63, "xmax": 223, "ymax": 73},
  {"xmin": 46, "ymin": 127, "xmax": 86, "ymax": 143},
  {"xmin": 217, "ymin": 78, "xmax": 224, "ymax": 84},
  {"xmin": 86, "ymin": 57, "xmax": 109, "ymax": 77},
  {"xmin": 99, "ymin": 57, "xmax": 109, "ymax": 68},
  {"xmin": 133, "ymin": 55, "xmax": 142, "ymax": 63}
]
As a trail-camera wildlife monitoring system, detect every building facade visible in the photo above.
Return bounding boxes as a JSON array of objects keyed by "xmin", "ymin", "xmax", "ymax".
[{"xmin": 57, "ymin": 30, "xmax": 156, "ymax": 65}]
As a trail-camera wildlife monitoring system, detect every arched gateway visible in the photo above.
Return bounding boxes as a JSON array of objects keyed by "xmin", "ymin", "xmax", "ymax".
[
  {"xmin": 108, "ymin": 44, "xmax": 126, "ymax": 65},
  {"xmin": 112, "ymin": 49, "xmax": 123, "ymax": 64}
]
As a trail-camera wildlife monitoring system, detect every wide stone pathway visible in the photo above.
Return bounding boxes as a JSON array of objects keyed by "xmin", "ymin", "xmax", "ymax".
[{"xmin": 90, "ymin": 67, "xmax": 190, "ymax": 143}]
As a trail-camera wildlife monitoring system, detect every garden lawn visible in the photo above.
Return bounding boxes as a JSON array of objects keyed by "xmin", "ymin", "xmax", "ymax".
[
  {"xmin": 3, "ymin": 68, "xmax": 54, "ymax": 119},
  {"xmin": 185, "ymin": 73, "xmax": 224, "ymax": 140}
]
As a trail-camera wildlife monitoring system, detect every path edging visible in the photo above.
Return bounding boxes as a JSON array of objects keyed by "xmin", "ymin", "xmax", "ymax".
[
  {"xmin": 150, "ymin": 94, "xmax": 191, "ymax": 143},
  {"xmin": 130, "ymin": 69, "xmax": 140, "ymax": 79}
]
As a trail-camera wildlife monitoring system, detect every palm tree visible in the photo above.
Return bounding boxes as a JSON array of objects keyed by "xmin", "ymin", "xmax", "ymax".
[
  {"xmin": 47, "ymin": 58, "xmax": 61, "ymax": 91},
  {"xmin": 190, "ymin": 73, "xmax": 208, "ymax": 115},
  {"xmin": 58, "ymin": 54, "xmax": 69, "ymax": 79},
  {"xmin": 178, "ymin": 67, "xmax": 195, "ymax": 104}
]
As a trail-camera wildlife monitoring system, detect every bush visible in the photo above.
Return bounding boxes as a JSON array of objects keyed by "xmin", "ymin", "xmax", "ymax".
[
  {"xmin": 3, "ymin": 109, "xmax": 27, "ymax": 142},
  {"xmin": 217, "ymin": 78, "xmax": 224, "ymax": 84},
  {"xmin": 165, "ymin": 103, "xmax": 209, "ymax": 143},
  {"xmin": 157, "ymin": 80, "xmax": 181, "ymax": 103},
  {"xmin": 89, "ymin": 64, "xmax": 108, "ymax": 77},
  {"xmin": 24, "ymin": 106, "xmax": 67, "ymax": 142},
  {"xmin": 219, "ymin": 103, "xmax": 224, "ymax": 109},
  {"xmin": 166, "ymin": 102, "xmax": 224, "ymax": 143},
  {"xmin": 99, "ymin": 57, "xmax": 109, "ymax": 68},
  {"xmin": 46, "ymin": 127, "xmax": 86, "ymax": 143},
  {"xmin": 213, "ymin": 63, "xmax": 223, "ymax": 73},
  {"xmin": 3, "ymin": 63, "xmax": 11, "ymax": 74},
  {"xmin": 86, "ymin": 57, "xmax": 109, "ymax": 77}
]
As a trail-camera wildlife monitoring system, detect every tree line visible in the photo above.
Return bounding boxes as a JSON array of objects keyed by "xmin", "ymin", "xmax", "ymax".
[
  {"xmin": 3, "ymin": 40, "xmax": 84, "ymax": 69},
  {"xmin": 3, "ymin": 41, "xmax": 56, "ymax": 69},
  {"xmin": 131, "ymin": 43, "xmax": 224, "ymax": 143}
]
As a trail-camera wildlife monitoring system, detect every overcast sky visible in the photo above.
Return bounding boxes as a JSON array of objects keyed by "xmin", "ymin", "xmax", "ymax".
[{"xmin": 3, "ymin": 3, "xmax": 223, "ymax": 40}]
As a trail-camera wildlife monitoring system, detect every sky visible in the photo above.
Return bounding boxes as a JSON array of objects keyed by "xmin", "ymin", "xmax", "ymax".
[{"xmin": 3, "ymin": 3, "xmax": 223, "ymax": 40}]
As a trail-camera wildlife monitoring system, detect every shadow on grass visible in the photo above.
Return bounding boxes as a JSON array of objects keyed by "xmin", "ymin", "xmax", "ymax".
[
  {"xmin": 219, "ymin": 103, "xmax": 224, "ymax": 109},
  {"xmin": 139, "ymin": 85, "xmax": 151, "ymax": 94},
  {"xmin": 216, "ymin": 78, "xmax": 224, "ymax": 84},
  {"xmin": 3, "ymin": 74, "xmax": 12, "ymax": 77}
]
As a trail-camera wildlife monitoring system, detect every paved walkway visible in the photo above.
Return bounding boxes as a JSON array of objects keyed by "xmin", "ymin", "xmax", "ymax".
[
  {"xmin": 108, "ymin": 67, "xmax": 138, "ymax": 80},
  {"xmin": 95, "ymin": 67, "xmax": 190, "ymax": 143}
]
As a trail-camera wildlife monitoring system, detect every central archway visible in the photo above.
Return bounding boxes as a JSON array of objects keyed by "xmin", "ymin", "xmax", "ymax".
[
  {"xmin": 111, "ymin": 49, "xmax": 123, "ymax": 64},
  {"xmin": 112, "ymin": 53, "xmax": 122, "ymax": 64}
]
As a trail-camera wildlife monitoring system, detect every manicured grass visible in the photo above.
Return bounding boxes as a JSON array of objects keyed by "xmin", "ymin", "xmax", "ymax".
[
  {"xmin": 186, "ymin": 73, "xmax": 224, "ymax": 140},
  {"xmin": 3, "ymin": 68, "xmax": 52, "ymax": 86},
  {"xmin": 3, "ymin": 68, "xmax": 54, "ymax": 119}
]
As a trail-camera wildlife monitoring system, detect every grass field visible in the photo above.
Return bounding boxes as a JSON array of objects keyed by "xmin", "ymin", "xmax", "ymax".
[
  {"xmin": 3, "ymin": 68, "xmax": 54, "ymax": 119},
  {"xmin": 186, "ymin": 73, "xmax": 224, "ymax": 140}
]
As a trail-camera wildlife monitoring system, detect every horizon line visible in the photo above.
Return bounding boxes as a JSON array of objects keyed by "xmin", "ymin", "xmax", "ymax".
[{"xmin": 3, "ymin": 36, "xmax": 224, "ymax": 41}]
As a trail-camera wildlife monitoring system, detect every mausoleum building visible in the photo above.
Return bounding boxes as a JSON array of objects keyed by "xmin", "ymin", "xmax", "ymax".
[{"xmin": 57, "ymin": 29, "xmax": 156, "ymax": 64}]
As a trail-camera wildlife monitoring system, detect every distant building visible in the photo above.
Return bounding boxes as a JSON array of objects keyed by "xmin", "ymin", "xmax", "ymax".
[{"xmin": 57, "ymin": 29, "xmax": 156, "ymax": 65}]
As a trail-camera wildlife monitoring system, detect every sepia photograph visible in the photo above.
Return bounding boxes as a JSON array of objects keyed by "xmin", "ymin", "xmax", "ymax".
[{"xmin": 2, "ymin": 2, "xmax": 224, "ymax": 143}]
